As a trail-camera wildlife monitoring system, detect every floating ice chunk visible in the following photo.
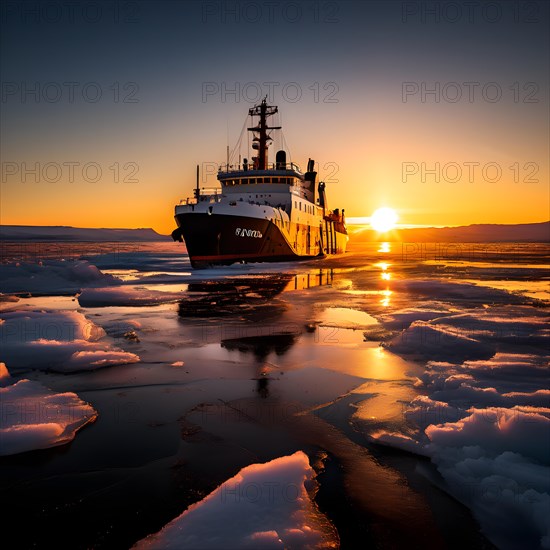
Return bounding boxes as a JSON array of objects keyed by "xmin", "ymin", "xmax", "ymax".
[
  {"xmin": 389, "ymin": 279, "xmax": 530, "ymax": 304},
  {"xmin": 503, "ymin": 390, "xmax": 550, "ymax": 407},
  {"xmin": 0, "ymin": 310, "xmax": 139, "ymax": 372},
  {"xmin": 386, "ymin": 306, "xmax": 549, "ymax": 363},
  {"xmin": 134, "ymin": 451, "xmax": 338, "ymax": 549},
  {"xmin": 65, "ymin": 347, "xmax": 140, "ymax": 370},
  {"xmin": 0, "ymin": 368, "xmax": 97, "ymax": 456},
  {"xmin": 377, "ymin": 305, "xmax": 453, "ymax": 330},
  {"xmin": 460, "ymin": 353, "xmax": 549, "ymax": 380},
  {"xmin": 0, "ymin": 310, "xmax": 106, "ymax": 342},
  {"xmin": 429, "ymin": 445, "xmax": 550, "ymax": 549},
  {"xmin": 0, "ymin": 260, "xmax": 121, "ymax": 294},
  {"xmin": 78, "ymin": 286, "xmax": 183, "ymax": 307},
  {"xmin": 372, "ymin": 299, "xmax": 550, "ymax": 550},
  {"xmin": 426, "ymin": 407, "xmax": 550, "ymax": 466},
  {"xmin": 374, "ymin": 404, "xmax": 550, "ymax": 548},
  {"xmin": 385, "ymin": 320, "xmax": 495, "ymax": 362},
  {"xmin": 430, "ymin": 384, "xmax": 550, "ymax": 408}
]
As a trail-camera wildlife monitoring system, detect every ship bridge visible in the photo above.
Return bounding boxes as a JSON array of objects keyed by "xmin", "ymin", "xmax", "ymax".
[{"xmin": 218, "ymin": 163, "xmax": 303, "ymax": 189}]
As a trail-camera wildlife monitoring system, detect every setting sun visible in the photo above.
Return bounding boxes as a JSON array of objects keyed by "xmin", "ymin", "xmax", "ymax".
[{"xmin": 370, "ymin": 208, "xmax": 398, "ymax": 233}]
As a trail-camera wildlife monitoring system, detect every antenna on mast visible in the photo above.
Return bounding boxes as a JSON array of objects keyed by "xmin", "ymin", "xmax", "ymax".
[
  {"xmin": 247, "ymin": 97, "xmax": 281, "ymax": 170},
  {"xmin": 195, "ymin": 164, "xmax": 199, "ymax": 199},
  {"xmin": 226, "ymin": 120, "xmax": 230, "ymax": 169}
]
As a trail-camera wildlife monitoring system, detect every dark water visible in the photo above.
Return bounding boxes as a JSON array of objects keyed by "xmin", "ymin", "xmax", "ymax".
[{"xmin": 0, "ymin": 240, "xmax": 547, "ymax": 548}]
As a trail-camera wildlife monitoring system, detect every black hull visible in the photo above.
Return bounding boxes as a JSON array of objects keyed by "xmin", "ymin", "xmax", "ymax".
[{"xmin": 173, "ymin": 213, "xmax": 346, "ymax": 268}]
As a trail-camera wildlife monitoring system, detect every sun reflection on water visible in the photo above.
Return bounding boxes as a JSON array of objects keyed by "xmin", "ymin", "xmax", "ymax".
[
  {"xmin": 380, "ymin": 289, "xmax": 392, "ymax": 307},
  {"xmin": 373, "ymin": 256, "xmax": 394, "ymax": 306}
]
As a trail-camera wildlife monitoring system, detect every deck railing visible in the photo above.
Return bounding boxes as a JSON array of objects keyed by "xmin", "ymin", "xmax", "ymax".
[
  {"xmin": 218, "ymin": 162, "xmax": 301, "ymax": 173},
  {"xmin": 179, "ymin": 188, "xmax": 224, "ymax": 205}
]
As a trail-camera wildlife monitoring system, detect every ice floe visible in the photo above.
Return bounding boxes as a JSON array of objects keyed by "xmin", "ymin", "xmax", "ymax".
[
  {"xmin": 134, "ymin": 451, "xmax": 338, "ymax": 549},
  {"xmin": 389, "ymin": 279, "xmax": 533, "ymax": 304},
  {"xmin": 370, "ymin": 298, "xmax": 550, "ymax": 549},
  {"xmin": 384, "ymin": 306, "xmax": 549, "ymax": 362},
  {"xmin": 0, "ymin": 260, "xmax": 121, "ymax": 295},
  {"xmin": 0, "ymin": 364, "xmax": 97, "ymax": 456},
  {"xmin": 371, "ymin": 362, "xmax": 550, "ymax": 548},
  {"xmin": 0, "ymin": 310, "xmax": 139, "ymax": 372}
]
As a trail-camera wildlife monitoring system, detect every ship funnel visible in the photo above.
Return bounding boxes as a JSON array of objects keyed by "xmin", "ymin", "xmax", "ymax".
[
  {"xmin": 276, "ymin": 150, "xmax": 286, "ymax": 170},
  {"xmin": 318, "ymin": 181, "xmax": 327, "ymax": 213},
  {"xmin": 304, "ymin": 158, "xmax": 317, "ymax": 203}
]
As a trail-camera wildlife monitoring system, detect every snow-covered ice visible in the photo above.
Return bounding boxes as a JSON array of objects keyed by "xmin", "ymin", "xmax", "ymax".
[
  {"xmin": 370, "ymin": 302, "xmax": 550, "ymax": 549},
  {"xmin": 0, "ymin": 310, "xmax": 139, "ymax": 372},
  {"xmin": 0, "ymin": 260, "xmax": 122, "ymax": 294},
  {"xmin": 134, "ymin": 451, "xmax": 338, "ymax": 549},
  {"xmin": 0, "ymin": 364, "xmax": 97, "ymax": 456}
]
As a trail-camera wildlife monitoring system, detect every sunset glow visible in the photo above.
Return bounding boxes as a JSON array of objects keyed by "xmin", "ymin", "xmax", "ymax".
[
  {"xmin": 370, "ymin": 208, "xmax": 398, "ymax": 233},
  {"xmin": 0, "ymin": 3, "xmax": 547, "ymax": 234}
]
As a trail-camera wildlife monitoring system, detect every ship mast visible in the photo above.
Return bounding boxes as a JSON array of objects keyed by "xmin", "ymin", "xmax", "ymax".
[{"xmin": 247, "ymin": 96, "xmax": 281, "ymax": 170}]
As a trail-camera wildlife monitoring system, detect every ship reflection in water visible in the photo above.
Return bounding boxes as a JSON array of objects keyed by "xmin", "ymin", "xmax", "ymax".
[
  {"xmin": 178, "ymin": 270, "xmax": 334, "ymax": 399},
  {"xmin": 177, "ymin": 269, "xmax": 334, "ymax": 318}
]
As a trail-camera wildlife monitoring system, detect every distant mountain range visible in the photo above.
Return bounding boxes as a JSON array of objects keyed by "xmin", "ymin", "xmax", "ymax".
[
  {"xmin": 349, "ymin": 222, "xmax": 549, "ymax": 242},
  {"xmin": 1, "ymin": 222, "xmax": 548, "ymax": 243},
  {"xmin": 0, "ymin": 225, "xmax": 170, "ymax": 242}
]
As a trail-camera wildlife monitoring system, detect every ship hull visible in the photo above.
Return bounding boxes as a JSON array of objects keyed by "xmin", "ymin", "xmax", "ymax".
[{"xmin": 174, "ymin": 212, "xmax": 347, "ymax": 268}]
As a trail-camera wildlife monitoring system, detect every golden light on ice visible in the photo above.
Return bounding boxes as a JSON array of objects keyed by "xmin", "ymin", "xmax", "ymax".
[{"xmin": 370, "ymin": 208, "xmax": 398, "ymax": 233}]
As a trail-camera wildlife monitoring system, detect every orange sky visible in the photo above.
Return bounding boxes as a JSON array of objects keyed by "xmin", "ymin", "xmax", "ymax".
[{"xmin": 2, "ymin": 2, "xmax": 548, "ymax": 235}]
